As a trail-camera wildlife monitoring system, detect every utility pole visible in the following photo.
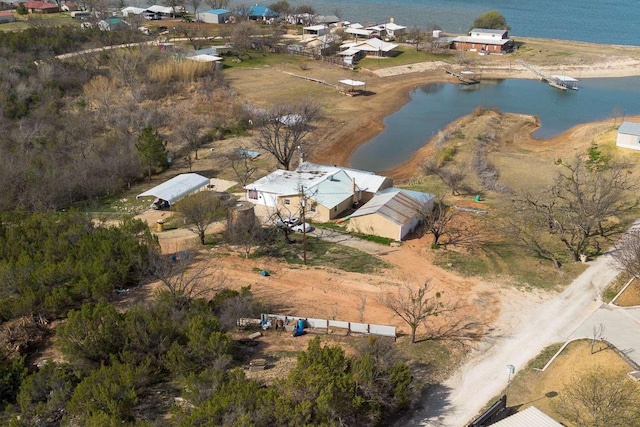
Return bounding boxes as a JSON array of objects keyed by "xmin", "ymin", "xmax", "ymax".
[{"xmin": 300, "ymin": 185, "xmax": 307, "ymax": 265}]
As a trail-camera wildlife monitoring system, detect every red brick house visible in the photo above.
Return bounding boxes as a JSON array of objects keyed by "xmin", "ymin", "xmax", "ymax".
[
  {"xmin": 24, "ymin": 1, "xmax": 60, "ymax": 13},
  {"xmin": 452, "ymin": 28, "xmax": 514, "ymax": 54}
]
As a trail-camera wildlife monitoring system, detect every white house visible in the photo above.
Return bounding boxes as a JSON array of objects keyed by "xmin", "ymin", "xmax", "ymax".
[
  {"xmin": 616, "ymin": 121, "xmax": 640, "ymax": 151},
  {"xmin": 339, "ymin": 37, "xmax": 398, "ymax": 65},
  {"xmin": 244, "ymin": 162, "xmax": 392, "ymax": 222}
]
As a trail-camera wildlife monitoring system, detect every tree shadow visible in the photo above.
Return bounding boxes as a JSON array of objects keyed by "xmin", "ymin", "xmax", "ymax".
[{"xmin": 390, "ymin": 382, "xmax": 454, "ymax": 426}]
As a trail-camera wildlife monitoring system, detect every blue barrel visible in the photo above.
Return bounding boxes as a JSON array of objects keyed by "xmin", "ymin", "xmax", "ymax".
[{"xmin": 297, "ymin": 319, "xmax": 305, "ymax": 330}]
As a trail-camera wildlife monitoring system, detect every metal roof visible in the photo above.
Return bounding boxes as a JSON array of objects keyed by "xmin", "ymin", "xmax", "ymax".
[
  {"xmin": 350, "ymin": 191, "xmax": 422, "ymax": 226},
  {"xmin": 246, "ymin": 163, "xmax": 391, "ymax": 209},
  {"xmin": 619, "ymin": 121, "xmax": 640, "ymax": 136},
  {"xmin": 489, "ymin": 406, "xmax": 563, "ymax": 427},
  {"xmin": 137, "ymin": 173, "xmax": 210, "ymax": 204}
]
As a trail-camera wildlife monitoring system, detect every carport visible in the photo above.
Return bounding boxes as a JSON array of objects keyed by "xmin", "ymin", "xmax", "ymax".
[{"xmin": 136, "ymin": 173, "xmax": 210, "ymax": 209}]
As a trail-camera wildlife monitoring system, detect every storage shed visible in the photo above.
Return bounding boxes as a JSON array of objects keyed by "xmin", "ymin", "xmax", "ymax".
[
  {"xmin": 347, "ymin": 190, "xmax": 429, "ymax": 241},
  {"xmin": 199, "ymin": 8, "xmax": 230, "ymax": 24},
  {"xmin": 136, "ymin": 173, "xmax": 211, "ymax": 208},
  {"xmin": 616, "ymin": 121, "xmax": 640, "ymax": 151}
]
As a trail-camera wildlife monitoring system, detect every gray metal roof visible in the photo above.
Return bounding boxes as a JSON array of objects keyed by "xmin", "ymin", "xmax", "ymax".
[
  {"xmin": 137, "ymin": 173, "xmax": 210, "ymax": 204},
  {"xmin": 489, "ymin": 406, "xmax": 563, "ymax": 427},
  {"xmin": 350, "ymin": 191, "xmax": 422, "ymax": 226},
  {"xmin": 619, "ymin": 121, "xmax": 640, "ymax": 136}
]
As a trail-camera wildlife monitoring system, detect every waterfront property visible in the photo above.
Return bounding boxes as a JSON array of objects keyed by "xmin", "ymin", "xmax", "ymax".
[
  {"xmin": 244, "ymin": 162, "xmax": 392, "ymax": 222},
  {"xmin": 616, "ymin": 121, "xmax": 640, "ymax": 151},
  {"xmin": 451, "ymin": 28, "xmax": 514, "ymax": 54}
]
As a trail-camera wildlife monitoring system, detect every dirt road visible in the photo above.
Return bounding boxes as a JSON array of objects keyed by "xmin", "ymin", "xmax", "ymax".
[{"xmin": 401, "ymin": 250, "xmax": 620, "ymax": 426}]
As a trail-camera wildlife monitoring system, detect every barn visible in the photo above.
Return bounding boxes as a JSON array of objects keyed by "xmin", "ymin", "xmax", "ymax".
[
  {"xmin": 136, "ymin": 173, "xmax": 211, "ymax": 209},
  {"xmin": 199, "ymin": 8, "xmax": 230, "ymax": 24}
]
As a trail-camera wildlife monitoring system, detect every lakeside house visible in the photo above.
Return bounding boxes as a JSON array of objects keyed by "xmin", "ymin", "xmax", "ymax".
[
  {"xmin": 244, "ymin": 162, "xmax": 392, "ymax": 222},
  {"xmin": 245, "ymin": 163, "xmax": 434, "ymax": 241},
  {"xmin": 451, "ymin": 28, "xmax": 514, "ymax": 54}
]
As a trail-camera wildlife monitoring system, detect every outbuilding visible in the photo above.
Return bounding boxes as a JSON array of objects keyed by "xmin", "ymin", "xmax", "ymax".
[
  {"xmin": 199, "ymin": 8, "xmax": 230, "ymax": 23},
  {"xmin": 616, "ymin": 121, "xmax": 640, "ymax": 151},
  {"xmin": 347, "ymin": 189, "xmax": 434, "ymax": 241},
  {"xmin": 0, "ymin": 10, "xmax": 16, "ymax": 23},
  {"xmin": 136, "ymin": 173, "xmax": 211, "ymax": 209}
]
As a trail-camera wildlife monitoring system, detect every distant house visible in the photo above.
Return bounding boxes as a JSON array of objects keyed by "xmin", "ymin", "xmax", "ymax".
[
  {"xmin": 366, "ymin": 18, "xmax": 407, "ymax": 40},
  {"xmin": 24, "ymin": 1, "xmax": 60, "ymax": 13},
  {"xmin": 347, "ymin": 189, "xmax": 434, "ymax": 241},
  {"xmin": 247, "ymin": 4, "xmax": 277, "ymax": 21},
  {"xmin": 452, "ymin": 28, "xmax": 514, "ymax": 54},
  {"xmin": 616, "ymin": 121, "xmax": 640, "ymax": 151},
  {"xmin": 98, "ymin": 17, "xmax": 128, "ymax": 31},
  {"xmin": 0, "ymin": 10, "xmax": 16, "ymax": 23},
  {"xmin": 185, "ymin": 47, "xmax": 223, "ymax": 64},
  {"xmin": 146, "ymin": 4, "xmax": 177, "ymax": 17},
  {"xmin": 244, "ymin": 162, "xmax": 393, "ymax": 222},
  {"xmin": 345, "ymin": 24, "xmax": 374, "ymax": 40},
  {"xmin": 60, "ymin": 2, "xmax": 79, "ymax": 11},
  {"xmin": 121, "ymin": 6, "xmax": 146, "ymax": 16},
  {"xmin": 339, "ymin": 37, "xmax": 398, "ymax": 65},
  {"xmin": 199, "ymin": 8, "xmax": 230, "ymax": 23},
  {"xmin": 302, "ymin": 24, "xmax": 328, "ymax": 40}
]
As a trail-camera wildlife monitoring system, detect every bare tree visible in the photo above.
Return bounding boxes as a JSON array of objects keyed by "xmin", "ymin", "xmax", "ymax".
[
  {"xmin": 148, "ymin": 249, "xmax": 226, "ymax": 309},
  {"xmin": 226, "ymin": 210, "xmax": 262, "ymax": 258},
  {"xmin": 174, "ymin": 24, "xmax": 207, "ymax": 50},
  {"xmin": 177, "ymin": 115, "xmax": 206, "ymax": 160},
  {"xmin": 177, "ymin": 191, "xmax": 230, "ymax": 245},
  {"xmin": 422, "ymin": 157, "xmax": 469, "ymax": 196},
  {"xmin": 382, "ymin": 280, "xmax": 445, "ymax": 344},
  {"xmin": 612, "ymin": 230, "xmax": 640, "ymax": 278},
  {"xmin": 502, "ymin": 198, "xmax": 562, "ymax": 269},
  {"xmin": 590, "ymin": 323, "xmax": 606, "ymax": 354},
  {"xmin": 553, "ymin": 367, "xmax": 640, "ymax": 427},
  {"xmin": 204, "ymin": 0, "xmax": 230, "ymax": 11},
  {"xmin": 417, "ymin": 198, "xmax": 457, "ymax": 247},
  {"xmin": 227, "ymin": 146, "xmax": 258, "ymax": 186},
  {"xmin": 229, "ymin": 21, "xmax": 256, "ymax": 58},
  {"xmin": 523, "ymin": 154, "xmax": 636, "ymax": 262},
  {"xmin": 253, "ymin": 101, "xmax": 321, "ymax": 170}
]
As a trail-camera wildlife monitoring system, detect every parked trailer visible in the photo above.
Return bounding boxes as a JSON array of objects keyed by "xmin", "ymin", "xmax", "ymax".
[{"xmin": 71, "ymin": 11, "xmax": 90, "ymax": 19}]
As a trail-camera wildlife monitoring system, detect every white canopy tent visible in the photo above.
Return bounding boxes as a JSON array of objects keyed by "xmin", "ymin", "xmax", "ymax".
[
  {"xmin": 136, "ymin": 173, "xmax": 210, "ymax": 206},
  {"xmin": 339, "ymin": 79, "xmax": 366, "ymax": 95}
]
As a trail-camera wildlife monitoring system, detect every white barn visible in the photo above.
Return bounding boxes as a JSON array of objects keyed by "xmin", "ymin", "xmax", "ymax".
[
  {"xmin": 616, "ymin": 121, "xmax": 640, "ymax": 151},
  {"xmin": 199, "ymin": 8, "xmax": 231, "ymax": 23}
]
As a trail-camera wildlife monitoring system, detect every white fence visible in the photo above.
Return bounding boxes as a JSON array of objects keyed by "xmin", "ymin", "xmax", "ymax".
[{"xmin": 261, "ymin": 313, "xmax": 396, "ymax": 339}]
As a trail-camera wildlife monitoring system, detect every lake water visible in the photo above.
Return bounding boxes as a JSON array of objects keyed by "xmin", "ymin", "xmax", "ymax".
[
  {"xmin": 287, "ymin": 0, "xmax": 640, "ymax": 46},
  {"xmin": 349, "ymin": 77, "xmax": 640, "ymax": 172}
]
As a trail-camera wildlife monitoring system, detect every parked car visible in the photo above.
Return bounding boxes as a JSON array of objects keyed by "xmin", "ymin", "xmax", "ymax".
[
  {"xmin": 151, "ymin": 198, "xmax": 170, "ymax": 210},
  {"xmin": 291, "ymin": 222, "xmax": 313, "ymax": 233},
  {"xmin": 276, "ymin": 217, "xmax": 299, "ymax": 228}
]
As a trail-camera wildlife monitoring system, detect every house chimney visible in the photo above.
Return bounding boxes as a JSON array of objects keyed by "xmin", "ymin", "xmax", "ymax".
[
  {"xmin": 351, "ymin": 177, "xmax": 359, "ymax": 204},
  {"xmin": 390, "ymin": 17, "xmax": 394, "ymax": 24},
  {"xmin": 297, "ymin": 145, "xmax": 304, "ymax": 164}
]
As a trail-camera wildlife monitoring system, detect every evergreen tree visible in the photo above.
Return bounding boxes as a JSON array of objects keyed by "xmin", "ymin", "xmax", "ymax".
[{"xmin": 135, "ymin": 126, "xmax": 168, "ymax": 179}]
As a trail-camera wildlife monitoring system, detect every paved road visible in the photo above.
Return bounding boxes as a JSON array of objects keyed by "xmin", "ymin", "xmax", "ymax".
[{"xmin": 402, "ymin": 250, "xmax": 621, "ymax": 427}]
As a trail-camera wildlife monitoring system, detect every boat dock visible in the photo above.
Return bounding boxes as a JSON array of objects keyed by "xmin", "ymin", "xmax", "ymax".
[
  {"xmin": 517, "ymin": 60, "xmax": 578, "ymax": 91},
  {"xmin": 443, "ymin": 69, "xmax": 480, "ymax": 85}
]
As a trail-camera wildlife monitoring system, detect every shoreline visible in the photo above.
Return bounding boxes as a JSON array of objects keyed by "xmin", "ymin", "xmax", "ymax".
[{"xmin": 313, "ymin": 40, "xmax": 640, "ymax": 180}]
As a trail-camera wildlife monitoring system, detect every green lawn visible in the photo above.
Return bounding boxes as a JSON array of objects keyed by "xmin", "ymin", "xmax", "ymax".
[{"xmin": 358, "ymin": 46, "xmax": 453, "ymax": 70}]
